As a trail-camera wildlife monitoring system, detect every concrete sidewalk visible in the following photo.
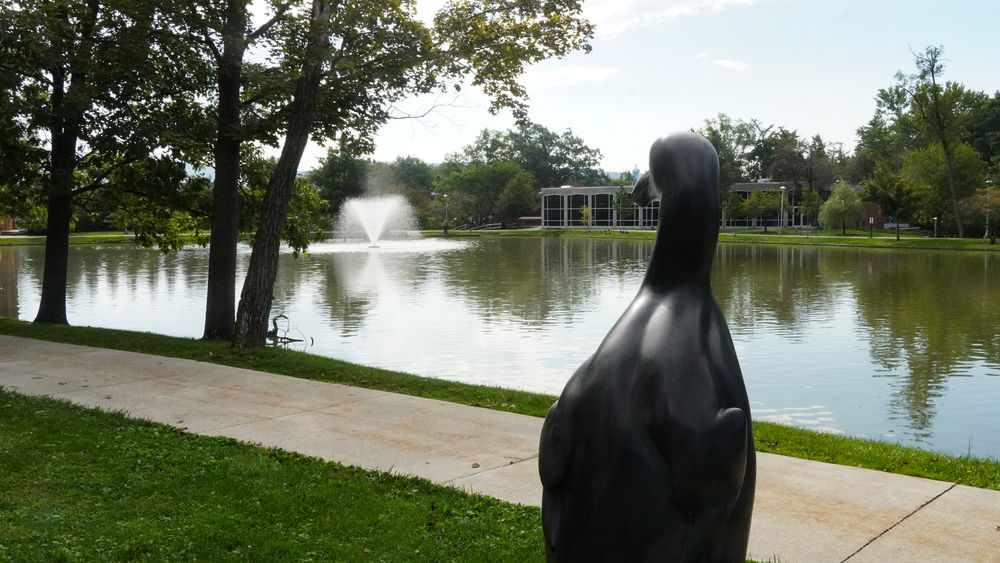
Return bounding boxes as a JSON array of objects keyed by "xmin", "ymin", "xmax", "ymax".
[{"xmin": 1, "ymin": 334, "xmax": 997, "ymax": 562}]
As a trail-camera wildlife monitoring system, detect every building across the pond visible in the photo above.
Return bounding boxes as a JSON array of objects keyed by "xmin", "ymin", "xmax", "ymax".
[
  {"xmin": 540, "ymin": 181, "xmax": 850, "ymax": 230},
  {"xmin": 540, "ymin": 185, "xmax": 660, "ymax": 229}
]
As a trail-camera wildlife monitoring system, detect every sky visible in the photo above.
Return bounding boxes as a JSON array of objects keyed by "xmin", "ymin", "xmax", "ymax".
[{"xmin": 294, "ymin": 0, "xmax": 1000, "ymax": 174}]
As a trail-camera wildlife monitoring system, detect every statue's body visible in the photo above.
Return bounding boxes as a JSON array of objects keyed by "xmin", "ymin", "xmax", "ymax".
[{"xmin": 538, "ymin": 132, "xmax": 755, "ymax": 562}]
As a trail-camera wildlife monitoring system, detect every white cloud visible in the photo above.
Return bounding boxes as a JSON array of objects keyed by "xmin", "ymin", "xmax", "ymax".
[
  {"xmin": 522, "ymin": 66, "xmax": 620, "ymax": 90},
  {"xmin": 693, "ymin": 52, "xmax": 709, "ymax": 60},
  {"xmin": 712, "ymin": 59, "xmax": 751, "ymax": 71},
  {"xmin": 584, "ymin": 0, "xmax": 760, "ymax": 37}
]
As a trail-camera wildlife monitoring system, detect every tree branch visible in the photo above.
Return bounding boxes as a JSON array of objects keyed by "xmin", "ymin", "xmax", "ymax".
[
  {"xmin": 71, "ymin": 156, "xmax": 142, "ymax": 195},
  {"xmin": 248, "ymin": 1, "xmax": 294, "ymax": 42}
]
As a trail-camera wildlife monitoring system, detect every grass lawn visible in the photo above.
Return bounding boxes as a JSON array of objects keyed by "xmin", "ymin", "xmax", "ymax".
[
  {"xmin": 0, "ymin": 388, "xmax": 544, "ymax": 561},
  {"xmin": 0, "ymin": 232, "xmax": 208, "ymax": 247}
]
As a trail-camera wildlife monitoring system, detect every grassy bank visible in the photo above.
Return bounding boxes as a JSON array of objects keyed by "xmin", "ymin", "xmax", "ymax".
[
  {"xmin": 1, "ymin": 318, "xmax": 998, "ymax": 491},
  {"xmin": 0, "ymin": 232, "xmax": 208, "ymax": 247},
  {"xmin": 0, "ymin": 232, "xmax": 138, "ymax": 246},
  {"xmin": 0, "ymin": 388, "xmax": 544, "ymax": 561},
  {"xmin": 425, "ymin": 228, "xmax": 1000, "ymax": 251},
  {"xmin": 5, "ymin": 227, "xmax": 996, "ymax": 252}
]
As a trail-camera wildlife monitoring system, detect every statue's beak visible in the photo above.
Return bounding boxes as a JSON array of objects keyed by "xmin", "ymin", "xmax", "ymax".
[{"xmin": 630, "ymin": 171, "xmax": 656, "ymax": 206}]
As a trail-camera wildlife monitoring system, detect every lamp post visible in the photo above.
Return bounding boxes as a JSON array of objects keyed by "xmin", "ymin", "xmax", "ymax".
[
  {"xmin": 779, "ymin": 186, "xmax": 786, "ymax": 234},
  {"xmin": 933, "ymin": 216, "xmax": 938, "ymax": 238},
  {"xmin": 443, "ymin": 194, "xmax": 449, "ymax": 235},
  {"xmin": 869, "ymin": 216, "xmax": 873, "ymax": 238}
]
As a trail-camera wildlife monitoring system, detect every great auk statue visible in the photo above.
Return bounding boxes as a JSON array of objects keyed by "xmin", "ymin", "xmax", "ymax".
[{"xmin": 538, "ymin": 132, "xmax": 755, "ymax": 562}]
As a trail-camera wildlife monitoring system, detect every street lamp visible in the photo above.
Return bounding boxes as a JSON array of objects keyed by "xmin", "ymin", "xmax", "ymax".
[
  {"xmin": 933, "ymin": 216, "xmax": 938, "ymax": 238},
  {"xmin": 869, "ymin": 216, "xmax": 873, "ymax": 238},
  {"xmin": 779, "ymin": 186, "xmax": 786, "ymax": 234},
  {"xmin": 443, "ymin": 194, "xmax": 449, "ymax": 235}
]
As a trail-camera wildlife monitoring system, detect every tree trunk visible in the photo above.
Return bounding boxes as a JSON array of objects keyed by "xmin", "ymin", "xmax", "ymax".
[
  {"xmin": 34, "ymin": 46, "xmax": 85, "ymax": 324},
  {"xmin": 34, "ymin": 191, "xmax": 72, "ymax": 324},
  {"xmin": 941, "ymin": 141, "xmax": 964, "ymax": 238},
  {"xmin": 232, "ymin": 0, "xmax": 331, "ymax": 348},
  {"xmin": 203, "ymin": 1, "xmax": 248, "ymax": 341}
]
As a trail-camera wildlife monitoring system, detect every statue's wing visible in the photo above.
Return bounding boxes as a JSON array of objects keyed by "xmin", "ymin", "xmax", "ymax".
[
  {"xmin": 665, "ymin": 406, "xmax": 749, "ymax": 557},
  {"xmin": 538, "ymin": 399, "xmax": 572, "ymax": 489}
]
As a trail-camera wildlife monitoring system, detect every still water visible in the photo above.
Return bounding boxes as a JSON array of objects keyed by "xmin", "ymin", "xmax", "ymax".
[{"xmin": 1, "ymin": 238, "xmax": 997, "ymax": 459}]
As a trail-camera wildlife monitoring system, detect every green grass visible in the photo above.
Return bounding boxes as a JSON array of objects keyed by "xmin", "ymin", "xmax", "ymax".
[
  {"xmin": 425, "ymin": 228, "xmax": 1000, "ymax": 251},
  {"xmin": 1, "ymin": 318, "xmax": 998, "ymax": 491},
  {"xmin": 0, "ymin": 388, "xmax": 545, "ymax": 561},
  {"xmin": 0, "ymin": 232, "xmax": 206, "ymax": 246}
]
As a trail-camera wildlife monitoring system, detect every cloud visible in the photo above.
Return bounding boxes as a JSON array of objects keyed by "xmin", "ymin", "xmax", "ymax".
[
  {"xmin": 585, "ymin": 0, "xmax": 761, "ymax": 37},
  {"xmin": 711, "ymin": 59, "xmax": 751, "ymax": 71},
  {"xmin": 522, "ymin": 66, "xmax": 620, "ymax": 90},
  {"xmin": 693, "ymin": 52, "xmax": 709, "ymax": 60}
]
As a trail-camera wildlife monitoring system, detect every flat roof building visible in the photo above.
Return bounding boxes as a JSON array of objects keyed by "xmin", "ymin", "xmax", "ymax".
[{"xmin": 540, "ymin": 185, "xmax": 660, "ymax": 229}]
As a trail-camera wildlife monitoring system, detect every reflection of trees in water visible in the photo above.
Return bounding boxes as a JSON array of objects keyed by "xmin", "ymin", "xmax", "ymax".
[
  {"xmin": 851, "ymin": 250, "xmax": 1000, "ymax": 438},
  {"xmin": 439, "ymin": 237, "xmax": 651, "ymax": 326},
  {"xmin": 0, "ymin": 249, "xmax": 20, "ymax": 318},
  {"xmin": 712, "ymin": 244, "xmax": 842, "ymax": 341}
]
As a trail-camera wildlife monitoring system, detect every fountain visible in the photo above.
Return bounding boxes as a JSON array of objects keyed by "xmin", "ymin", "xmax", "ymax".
[
  {"xmin": 318, "ymin": 194, "xmax": 466, "ymax": 254},
  {"xmin": 335, "ymin": 194, "xmax": 418, "ymax": 246}
]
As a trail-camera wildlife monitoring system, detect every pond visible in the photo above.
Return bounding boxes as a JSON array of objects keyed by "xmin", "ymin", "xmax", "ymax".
[{"xmin": 1, "ymin": 237, "xmax": 998, "ymax": 459}]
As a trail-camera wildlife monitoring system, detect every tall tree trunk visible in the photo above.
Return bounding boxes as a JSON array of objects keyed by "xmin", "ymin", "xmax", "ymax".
[
  {"xmin": 941, "ymin": 141, "xmax": 964, "ymax": 238},
  {"xmin": 203, "ymin": 0, "xmax": 248, "ymax": 341},
  {"xmin": 34, "ymin": 179, "xmax": 73, "ymax": 324},
  {"xmin": 232, "ymin": 0, "xmax": 331, "ymax": 348},
  {"xmin": 34, "ymin": 50, "xmax": 85, "ymax": 324}
]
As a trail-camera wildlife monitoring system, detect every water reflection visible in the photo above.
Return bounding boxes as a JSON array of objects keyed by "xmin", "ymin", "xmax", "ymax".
[
  {"xmin": 0, "ymin": 239, "xmax": 997, "ymax": 459},
  {"xmin": 0, "ymin": 249, "xmax": 18, "ymax": 318}
]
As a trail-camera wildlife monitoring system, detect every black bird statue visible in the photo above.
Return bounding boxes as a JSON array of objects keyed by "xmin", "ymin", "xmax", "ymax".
[{"xmin": 538, "ymin": 132, "xmax": 755, "ymax": 562}]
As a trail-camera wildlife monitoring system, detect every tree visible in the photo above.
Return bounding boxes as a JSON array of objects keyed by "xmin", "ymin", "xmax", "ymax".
[
  {"xmin": 578, "ymin": 204, "xmax": 592, "ymax": 231},
  {"xmin": 965, "ymin": 91, "xmax": 1000, "ymax": 165},
  {"xmin": 308, "ymin": 145, "xmax": 368, "ymax": 215},
  {"xmin": 696, "ymin": 113, "xmax": 763, "ymax": 190},
  {"xmin": 862, "ymin": 161, "xmax": 911, "ymax": 240},
  {"xmin": 1, "ymin": 0, "xmax": 209, "ymax": 324},
  {"xmin": 390, "ymin": 156, "xmax": 433, "ymax": 192},
  {"xmin": 901, "ymin": 142, "xmax": 986, "ymax": 234},
  {"xmin": 757, "ymin": 128, "xmax": 806, "ymax": 186},
  {"xmin": 722, "ymin": 192, "xmax": 745, "ymax": 226},
  {"xmin": 612, "ymin": 186, "xmax": 634, "ymax": 230},
  {"xmin": 896, "ymin": 46, "xmax": 984, "ymax": 237},
  {"xmin": 743, "ymin": 190, "xmax": 780, "ymax": 232},
  {"xmin": 494, "ymin": 173, "xmax": 538, "ymax": 225},
  {"xmin": 803, "ymin": 135, "xmax": 836, "ymax": 192},
  {"xmin": 798, "ymin": 188, "xmax": 821, "ymax": 227},
  {"xmin": 232, "ymin": 0, "xmax": 594, "ymax": 347},
  {"xmin": 609, "ymin": 170, "xmax": 634, "ymax": 187},
  {"xmin": 197, "ymin": 0, "xmax": 299, "ymax": 341},
  {"xmin": 819, "ymin": 182, "xmax": 864, "ymax": 235},
  {"xmin": 461, "ymin": 121, "xmax": 606, "ymax": 188},
  {"xmin": 434, "ymin": 160, "xmax": 535, "ymax": 226}
]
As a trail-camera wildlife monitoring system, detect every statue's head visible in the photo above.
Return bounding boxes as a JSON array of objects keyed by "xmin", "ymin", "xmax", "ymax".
[{"xmin": 634, "ymin": 132, "xmax": 721, "ymax": 282}]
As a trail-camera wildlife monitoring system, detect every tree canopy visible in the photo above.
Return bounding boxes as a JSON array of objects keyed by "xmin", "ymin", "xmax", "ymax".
[
  {"xmin": 459, "ymin": 122, "xmax": 607, "ymax": 188},
  {"xmin": 819, "ymin": 182, "xmax": 865, "ymax": 235}
]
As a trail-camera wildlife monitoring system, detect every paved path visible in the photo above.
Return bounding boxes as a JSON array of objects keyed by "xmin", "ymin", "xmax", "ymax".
[{"xmin": 1, "ymin": 335, "xmax": 998, "ymax": 562}]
